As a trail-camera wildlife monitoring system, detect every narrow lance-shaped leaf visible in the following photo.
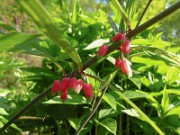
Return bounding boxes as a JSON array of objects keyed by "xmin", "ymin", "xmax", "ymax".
[
  {"xmin": 16, "ymin": 0, "xmax": 82, "ymax": 71},
  {"xmin": 0, "ymin": 32, "xmax": 42, "ymax": 51},
  {"xmin": 161, "ymin": 88, "xmax": 169, "ymax": 116},
  {"xmin": 109, "ymin": 0, "xmax": 130, "ymax": 29},
  {"xmin": 72, "ymin": 0, "xmax": 79, "ymax": 24}
]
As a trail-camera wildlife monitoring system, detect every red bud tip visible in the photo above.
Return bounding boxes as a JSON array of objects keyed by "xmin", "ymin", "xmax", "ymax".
[
  {"xmin": 115, "ymin": 58, "xmax": 122, "ymax": 68},
  {"xmin": 60, "ymin": 90, "xmax": 68, "ymax": 100},
  {"xmin": 98, "ymin": 45, "xmax": 108, "ymax": 57},
  {"xmin": 51, "ymin": 80, "xmax": 61, "ymax": 94},
  {"xmin": 59, "ymin": 77, "xmax": 70, "ymax": 92},
  {"xmin": 120, "ymin": 58, "xmax": 132, "ymax": 78},
  {"xmin": 74, "ymin": 79, "xmax": 84, "ymax": 93},
  {"xmin": 83, "ymin": 83, "xmax": 93, "ymax": 98},
  {"xmin": 112, "ymin": 32, "xmax": 126, "ymax": 42},
  {"xmin": 121, "ymin": 40, "xmax": 130, "ymax": 54},
  {"xmin": 68, "ymin": 77, "xmax": 77, "ymax": 89}
]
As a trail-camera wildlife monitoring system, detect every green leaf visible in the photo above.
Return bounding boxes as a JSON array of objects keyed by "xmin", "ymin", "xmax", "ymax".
[
  {"xmin": 165, "ymin": 106, "xmax": 180, "ymax": 117},
  {"xmin": 131, "ymin": 39, "xmax": 152, "ymax": 45},
  {"xmin": 166, "ymin": 66, "xmax": 179, "ymax": 85},
  {"xmin": 43, "ymin": 94, "xmax": 91, "ymax": 105},
  {"xmin": 123, "ymin": 90, "xmax": 147, "ymax": 99},
  {"xmin": 122, "ymin": 108, "xmax": 140, "ymax": 117},
  {"xmin": 0, "ymin": 108, "xmax": 9, "ymax": 115},
  {"xmin": 83, "ymin": 39, "xmax": 109, "ymax": 50},
  {"xmin": 68, "ymin": 113, "xmax": 88, "ymax": 131},
  {"xmin": 96, "ymin": 118, "xmax": 117, "ymax": 135},
  {"xmin": 0, "ymin": 121, "xmax": 3, "ymax": 128},
  {"xmin": 72, "ymin": 0, "xmax": 79, "ymax": 24},
  {"xmin": 161, "ymin": 88, "xmax": 169, "ymax": 116},
  {"xmin": 16, "ymin": 0, "xmax": 82, "ymax": 71},
  {"xmin": 111, "ymin": 86, "xmax": 164, "ymax": 135},
  {"xmin": 103, "ymin": 93, "xmax": 117, "ymax": 111},
  {"xmin": 0, "ymin": 32, "xmax": 42, "ymax": 51},
  {"xmin": 98, "ymin": 108, "xmax": 116, "ymax": 119},
  {"xmin": 0, "ymin": 89, "xmax": 10, "ymax": 97},
  {"xmin": 129, "ymin": 77, "xmax": 141, "ymax": 89},
  {"xmin": 0, "ymin": 97, "xmax": 13, "ymax": 109},
  {"xmin": 110, "ymin": 0, "xmax": 130, "ymax": 28},
  {"xmin": 0, "ymin": 21, "xmax": 16, "ymax": 32},
  {"xmin": 131, "ymin": 56, "xmax": 167, "ymax": 67},
  {"xmin": 68, "ymin": 118, "xmax": 80, "ymax": 131},
  {"xmin": 126, "ymin": 0, "xmax": 138, "ymax": 20}
]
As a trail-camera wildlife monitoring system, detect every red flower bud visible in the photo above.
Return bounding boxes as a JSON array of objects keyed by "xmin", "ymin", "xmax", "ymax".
[
  {"xmin": 60, "ymin": 90, "xmax": 68, "ymax": 100},
  {"xmin": 98, "ymin": 45, "xmax": 108, "ymax": 57},
  {"xmin": 120, "ymin": 58, "xmax": 132, "ymax": 78},
  {"xmin": 74, "ymin": 79, "xmax": 84, "ymax": 93},
  {"xmin": 112, "ymin": 32, "xmax": 126, "ymax": 42},
  {"xmin": 59, "ymin": 77, "xmax": 70, "ymax": 92},
  {"xmin": 121, "ymin": 40, "xmax": 130, "ymax": 54},
  {"xmin": 51, "ymin": 80, "xmax": 61, "ymax": 94},
  {"xmin": 68, "ymin": 77, "xmax": 77, "ymax": 88},
  {"xmin": 115, "ymin": 58, "xmax": 122, "ymax": 68},
  {"xmin": 83, "ymin": 83, "xmax": 93, "ymax": 98}
]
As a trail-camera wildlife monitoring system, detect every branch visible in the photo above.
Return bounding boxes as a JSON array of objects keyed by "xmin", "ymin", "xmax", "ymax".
[
  {"xmin": 0, "ymin": 1, "xmax": 179, "ymax": 134},
  {"xmin": 73, "ymin": 2, "xmax": 180, "ymax": 75}
]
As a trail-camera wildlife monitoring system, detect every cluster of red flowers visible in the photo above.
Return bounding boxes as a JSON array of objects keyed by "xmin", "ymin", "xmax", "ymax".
[
  {"xmin": 51, "ymin": 77, "xmax": 93, "ymax": 100},
  {"xmin": 113, "ymin": 32, "xmax": 132, "ymax": 78},
  {"xmin": 112, "ymin": 32, "xmax": 130, "ymax": 54},
  {"xmin": 52, "ymin": 32, "xmax": 132, "ymax": 100},
  {"xmin": 97, "ymin": 32, "xmax": 132, "ymax": 78}
]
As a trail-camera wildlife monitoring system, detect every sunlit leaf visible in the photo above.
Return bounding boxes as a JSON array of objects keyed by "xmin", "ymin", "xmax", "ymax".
[
  {"xmin": 0, "ymin": 108, "xmax": 9, "ymax": 115},
  {"xmin": 98, "ymin": 108, "xmax": 116, "ymax": 119},
  {"xmin": 72, "ymin": 0, "xmax": 79, "ymax": 24},
  {"xmin": 165, "ymin": 106, "xmax": 180, "ymax": 117},
  {"xmin": 43, "ymin": 94, "xmax": 91, "ymax": 105},
  {"xmin": 166, "ymin": 66, "xmax": 180, "ymax": 85},
  {"xmin": 103, "ymin": 93, "xmax": 117, "ymax": 111},
  {"xmin": 122, "ymin": 108, "xmax": 140, "ymax": 117},
  {"xmin": 95, "ymin": 118, "xmax": 117, "ymax": 135},
  {"xmin": 83, "ymin": 39, "xmax": 109, "ymax": 50},
  {"xmin": 161, "ymin": 88, "xmax": 169, "ymax": 116}
]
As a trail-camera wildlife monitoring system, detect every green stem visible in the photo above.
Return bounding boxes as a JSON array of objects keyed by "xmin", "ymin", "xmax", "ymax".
[
  {"xmin": 110, "ymin": 85, "xmax": 164, "ymax": 135},
  {"xmin": 76, "ymin": 70, "xmax": 118, "ymax": 135},
  {"xmin": 75, "ymin": 87, "xmax": 108, "ymax": 135},
  {"xmin": 119, "ymin": 114, "xmax": 122, "ymax": 135},
  {"xmin": 135, "ymin": 0, "xmax": 153, "ymax": 28},
  {"xmin": 126, "ymin": 115, "xmax": 129, "ymax": 135}
]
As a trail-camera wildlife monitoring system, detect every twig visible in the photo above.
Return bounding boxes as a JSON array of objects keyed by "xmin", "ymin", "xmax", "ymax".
[
  {"xmin": 18, "ymin": 116, "xmax": 44, "ymax": 120},
  {"xmin": 135, "ymin": 0, "xmax": 153, "ymax": 28},
  {"xmin": 127, "ymin": 1, "xmax": 180, "ymax": 38},
  {"xmin": 75, "ymin": 86, "xmax": 108, "ymax": 135},
  {"xmin": 0, "ymin": 1, "xmax": 179, "ymax": 134}
]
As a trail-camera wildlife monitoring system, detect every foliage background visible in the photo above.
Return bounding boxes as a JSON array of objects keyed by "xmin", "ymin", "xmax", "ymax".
[{"xmin": 0, "ymin": 0, "xmax": 179, "ymax": 134}]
